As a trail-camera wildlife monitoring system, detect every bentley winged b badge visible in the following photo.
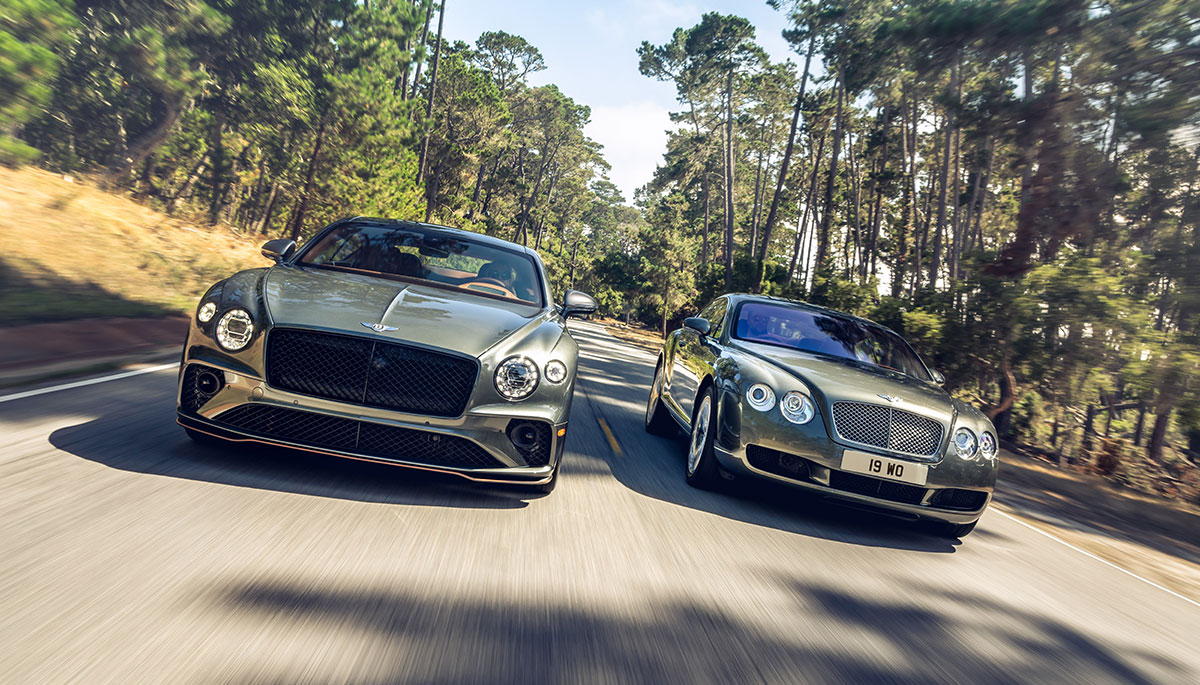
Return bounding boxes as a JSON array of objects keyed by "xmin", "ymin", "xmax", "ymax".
[{"xmin": 362, "ymin": 322, "xmax": 399, "ymax": 333}]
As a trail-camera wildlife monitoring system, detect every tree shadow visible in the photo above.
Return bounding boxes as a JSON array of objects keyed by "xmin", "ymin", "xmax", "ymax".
[
  {"xmin": 204, "ymin": 573, "xmax": 1190, "ymax": 682},
  {"xmin": 49, "ymin": 406, "xmax": 532, "ymax": 509},
  {"xmin": 993, "ymin": 475, "xmax": 1200, "ymax": 565},
  {"xmin": 0, "ymin": 255, "xmax": 175, "ymax": 326}
]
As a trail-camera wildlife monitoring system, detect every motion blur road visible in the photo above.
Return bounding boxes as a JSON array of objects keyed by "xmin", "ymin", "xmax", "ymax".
[{"xmin": 2, "ymin": 321, "xmax": 1197, "ymax": 683}]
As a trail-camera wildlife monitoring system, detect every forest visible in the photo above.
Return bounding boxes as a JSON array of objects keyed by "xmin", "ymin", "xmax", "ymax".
[{"xmin": 2, "ymin": 0, "xmax": 1198, "ymax": 494}]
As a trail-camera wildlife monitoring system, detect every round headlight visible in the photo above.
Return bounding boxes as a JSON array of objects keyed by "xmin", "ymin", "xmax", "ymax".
[
  {"xmin": 544, "ymin": 360, "xmax": 568, "ymax": 384},
  {"xmin": 979, "ymin": 431, "xmax": 998, "ymax": 459},
  {"xmin": 780, "ymin": 391, "xmax": 815, "ymax": 424},
  {"xmin": 953, "ymin": 427, "xmax": 978, "ymax": 459},
  {"xmin": 746, "ymin": 383, "xmax": 776, "ymax": 411},
  {"xmin": 495, "ymin": 356, "xmax": 539, "ymax": 400},
  {"xmin": 215, "ymin": 309, "xmax": 254, "ymax": 351},
  {"xmin": 197, "ymin": 302, "xmax": 217, "ymax": 323}
]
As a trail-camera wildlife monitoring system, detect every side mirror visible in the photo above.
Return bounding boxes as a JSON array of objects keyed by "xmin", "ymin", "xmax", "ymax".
[
  {"xmin": 262, "ymin": 239, "xmax": 296, "ymax": 263},
  {"xmin": 930, "ymin": 369, "xmax": 946, "ymax": 385},
  {"xmin": 683, "ymin": 317, "xmax": 711, "ymax": 336},
  {"xmin": 561, "ymin": 290, "xmax": 597, "ymax": 318}
]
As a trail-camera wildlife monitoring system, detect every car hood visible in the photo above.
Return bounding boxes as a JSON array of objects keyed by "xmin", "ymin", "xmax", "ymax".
[
  {"xmin": 731, "ymin": 340, "xmax": 955, "ymax": 425},
  {"xmin": 263, "ymin": 265, "xmax": 546, "ymax": 358}
]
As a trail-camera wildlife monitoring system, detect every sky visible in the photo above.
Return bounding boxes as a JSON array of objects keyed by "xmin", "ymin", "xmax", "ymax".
[{"xmin": 446, "ymin": 0, "xmax": 800, "ymax": 202}]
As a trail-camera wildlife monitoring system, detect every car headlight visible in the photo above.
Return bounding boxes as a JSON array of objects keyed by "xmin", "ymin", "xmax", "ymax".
[
  {"xmin": 953, "ymin": 427, "xmax": 978, "ymax": 459},
  {"xmin": 979, "ymin": 431, "xmax": 998, "ymax": 459},
  {"xmin": 495, "ymin": 356, "xmax": 539, "ymax": 400},
  {"xmin": 780, "ymin": 391, "xmax": 815, "ymax": 424},
  {"xmin": 746, "ymin": 383, "xmax": 775, "ymax": 411},
  {"xmin": 544, "ymin": 360, "xmax": 568, "ymax": 384},
  {"xmin": 215, "ymin": 309, "xmax": 254, "ymax": 351},
  {"xmin": 197, "ymin": 302, "xmax": 217, "ymax": 323}
]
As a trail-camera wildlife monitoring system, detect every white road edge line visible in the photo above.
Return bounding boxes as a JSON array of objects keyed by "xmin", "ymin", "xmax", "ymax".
[
  {"xmin": 0, "ymin": 362, "xmax": 180, "ymax": 404},
  {"xmin": 992, "ymin": 508, "xmax": 1200, "ymax": 610}
]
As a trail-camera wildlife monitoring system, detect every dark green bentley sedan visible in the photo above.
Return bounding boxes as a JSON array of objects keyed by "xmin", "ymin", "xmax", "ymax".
[
  {"xmin": 645, "ymin": 294, "xmax": 998, "ymax": 537},
  {"xmin": 177, "ymin": 217, "xmax": 596, "ymax": 493}
]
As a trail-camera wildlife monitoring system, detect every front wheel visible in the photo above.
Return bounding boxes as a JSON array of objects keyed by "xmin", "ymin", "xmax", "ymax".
[
  {"xmin": 645, "ymin": 363, "xmax": 677, "ymax": 436},
  {"xmin": 685, "ymin": 386, "xmax": 722, "ymax": 490}
]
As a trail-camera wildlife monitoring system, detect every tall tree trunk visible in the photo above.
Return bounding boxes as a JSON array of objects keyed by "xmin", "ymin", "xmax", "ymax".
[
  {"xmin": 207, "ymin": 102, "xmax": 225, "ymax": 225},
  {"xmin": 868, "ymin": 109, "xmax": 888, "ymax": 278},
  {"xmin": 758, "ymin": 32, "xmax": 816, "ymax": 288},
  {"xmin": 405, "ymin": 0, "xmax": 435, "ymax": 102},
  {"xmin": 104, "ymin": 89, "xmax": 185, "ymax": 186},
  {"xmin": 815, "ymin": 69, "xmax": 845, "ymax": 280},
  {"xmin": 416, "ymin": 0, "xmax": 447, "ymax": 184},
  {"xmin": 749, "ymin": 128, "xmax": 766, "ymax": 259},
  {"xmin": 973, "ymin": 135, "xmax": 995, "ymax": 248},
  {"xmin": 167, "ymin": 159, "xmax": 206, "ymax": 216},
  {"xmin": 789, "ymin": 131, "xmax": 825, "ymax": 281},
  {"xmin": 723, "ymin": 68, "xmax": 736, "ymax": 289},
  {"xmin": 893, "ymin": 89, "xmax": 914, "ymax": 297},
  {"xmin": 467, "ymin": 156, "xmax": 487, "ymax": 220},
  {"xmin": 289, "ymin": 115, "xmax": 328, "ymax": 241},
  {"xmin": 424, "ymin": 153, "xmax": 445, "ymax": 222},
  {"xmin": 701, "ymin": 171, "xmax": 711, "ymax": 266},
  {"xmin": 931, "ymin": 61, "xmax": 957, "ymax": 287},
  {"xmin": 257, "ymin": 181, "xmax": 280, "ymax": 235},
  {"xmin": 848, "ymin": 129, "xmax": 863, "ymax": 279},
  {"xmin": 949, "ymin": 125, "xmax": 962, "ymax": 280}
]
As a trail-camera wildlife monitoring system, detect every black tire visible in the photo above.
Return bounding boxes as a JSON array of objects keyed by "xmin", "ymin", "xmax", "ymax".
[
  {"xmin": 933, "ymin": 520, "xmax": 977, "ymax": 539},
  {"xmin": 183, "ymin": 426, "xmax": 220, "ymax": 446},
  {"xmin": 685, "ymin": 385, "xmax": 722, "ymax": 490},
  {"xmin": 645, "ymin": 362, "xmax": 678, "ymax": 436}
]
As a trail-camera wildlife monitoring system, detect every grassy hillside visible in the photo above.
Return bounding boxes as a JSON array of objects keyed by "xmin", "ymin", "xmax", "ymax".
[{"xmin": 0, "ymin": 167, "xmax": 265, "ymax": 325}]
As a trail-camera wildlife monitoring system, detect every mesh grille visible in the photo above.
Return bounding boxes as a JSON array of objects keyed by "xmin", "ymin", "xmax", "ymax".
[
  {"xmin": 180, "ymin": 364, "xmax": 224, "ymax": 414},
  {"xmin": 215, "ymin": 404, "xmax": 504, "ymax": 469},
  {"xmin": 828, "ymin": 470, "xmax": 928, "ymax": 505},
  {"xmin": 266, "ymin": 328, "xmax": 478, "ymax": 417},
  {"xmin": 831, "ymin": 402, "xmax": 943, "ymax": 457},
  {"xmin": 930, "ymin": 488, "xmax": 988, "ymax": 511}
]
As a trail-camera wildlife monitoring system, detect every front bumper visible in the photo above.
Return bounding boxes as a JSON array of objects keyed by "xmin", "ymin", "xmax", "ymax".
[
  {"xmin": 178, "ymin": 359, "xmax": 566, "ymax": 485},
  {"xmin": 713, "ymin": 445, "xmax": 990, "ymax": 524}
]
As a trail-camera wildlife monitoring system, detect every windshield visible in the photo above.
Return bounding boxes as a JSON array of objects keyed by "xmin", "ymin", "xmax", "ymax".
[
  {"xmin": 732, "ymin": 301, "xmax": 931, "ymax": 381},
  {"xmin": 299, "ymin": 223, "xmax": 544, "ymax": 307}
]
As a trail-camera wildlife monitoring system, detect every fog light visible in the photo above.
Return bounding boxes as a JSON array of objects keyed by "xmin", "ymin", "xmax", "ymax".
[{"xmin": 508, "ymin": 421, "xmax": 542, "ymax": 451}]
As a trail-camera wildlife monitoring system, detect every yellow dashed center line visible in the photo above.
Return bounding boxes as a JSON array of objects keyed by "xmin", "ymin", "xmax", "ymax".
[{"xmin": 597, "ymin": 417, "xmax": 622, "ymax": 457}]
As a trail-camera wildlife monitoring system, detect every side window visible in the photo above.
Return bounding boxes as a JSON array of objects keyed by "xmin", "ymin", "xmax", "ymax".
[{"xmin": 699, "ymin": 298, "xmax": 728, "ymax": 338}]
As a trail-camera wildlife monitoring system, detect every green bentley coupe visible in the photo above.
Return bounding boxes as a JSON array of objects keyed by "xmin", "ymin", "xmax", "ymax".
[
  {"xmin": 644, "ymin": 294, "xmax": 998, "ymax": 537},
  {"xmin": 177, "ymin": 217, "xmax": 596, "ymax": 493}
]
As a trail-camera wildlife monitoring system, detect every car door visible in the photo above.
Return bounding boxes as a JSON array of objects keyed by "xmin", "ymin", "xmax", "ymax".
[{"xmin": 669, "ymin": 297, "xmax": 727, "ymax": 427}]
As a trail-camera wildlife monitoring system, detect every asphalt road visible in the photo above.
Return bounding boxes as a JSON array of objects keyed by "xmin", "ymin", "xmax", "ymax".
[{"xmin": 2, "ymin": 320, "xmax": 1197, "ymax": 683}]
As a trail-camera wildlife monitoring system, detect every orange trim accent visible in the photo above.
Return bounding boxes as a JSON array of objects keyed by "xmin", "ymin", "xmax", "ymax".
[{"xmin": 177, "ymin": 419, "xmax": 553, "ymax": 485}]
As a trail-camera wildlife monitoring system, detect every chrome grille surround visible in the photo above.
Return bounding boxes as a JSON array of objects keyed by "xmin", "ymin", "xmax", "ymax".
[{"xmin": 831, "ymin": 401, "xmax": 944, "ymax": 459}]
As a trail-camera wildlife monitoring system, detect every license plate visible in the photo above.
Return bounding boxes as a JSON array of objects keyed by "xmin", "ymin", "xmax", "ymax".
[{"xmin": 841, "ymin": 450, "xmax": 928, "ymax": 486}]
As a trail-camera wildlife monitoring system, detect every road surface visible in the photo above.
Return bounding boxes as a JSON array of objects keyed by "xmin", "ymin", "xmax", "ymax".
[{"xmin": 2, "ymin": 321, "xmax": 1197, "ymax": 683}]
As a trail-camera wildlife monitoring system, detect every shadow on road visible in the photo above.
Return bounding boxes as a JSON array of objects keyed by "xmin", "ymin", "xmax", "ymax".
[
  {"xmin": 205, "ymin": 574, "xmax": 1186, "ymax": 682},
  {"xmin": 50, "ymin": 413, "xmax": 533, "ymax": 509},
  {"xmin": 566, "ymin": 323, "xmax": 961, "ymax": 554}
]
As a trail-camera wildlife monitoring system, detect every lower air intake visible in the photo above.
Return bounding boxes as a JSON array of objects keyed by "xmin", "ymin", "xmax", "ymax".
[{"xmin": 215, "ymin": 404, "xmax": 504, "ymax": 469}]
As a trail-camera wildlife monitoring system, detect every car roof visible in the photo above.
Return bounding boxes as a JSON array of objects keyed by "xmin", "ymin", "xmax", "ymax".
[
  {"xmin": 345, "ymin": 216, "xmax": 539, "ymax": 258},
  {"xmin": 721, "ymin": 293, "xmax": 900, "ymax": 336}
]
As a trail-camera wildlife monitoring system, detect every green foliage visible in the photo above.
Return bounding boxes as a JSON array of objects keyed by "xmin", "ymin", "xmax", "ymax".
[{"xmin": 0, "ymin": 0, "xmax": 76, "ymax": 164}]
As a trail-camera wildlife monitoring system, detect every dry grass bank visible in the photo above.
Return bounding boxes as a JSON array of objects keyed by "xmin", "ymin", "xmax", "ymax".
[{"xmin": 0, "ymin": 166, "xmax": 265, "ymax": 325}]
